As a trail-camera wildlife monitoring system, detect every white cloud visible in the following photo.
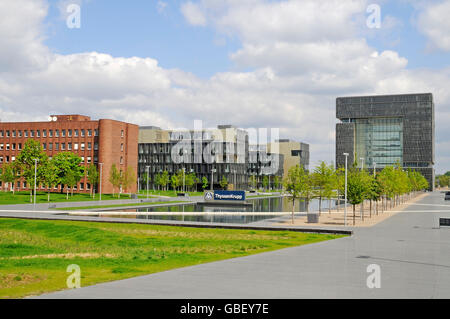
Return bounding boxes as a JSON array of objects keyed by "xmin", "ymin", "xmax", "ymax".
[
  {"xmin": 180, "ymin": 1, "xmax": 207, "ymax": 26},
  {"xmin": 417, "ymin": 0, "xmax": 450, "ymax": 51},
  {"xmin": 156, "ymin": 1, "xmax": 168, "ymax": 14}
]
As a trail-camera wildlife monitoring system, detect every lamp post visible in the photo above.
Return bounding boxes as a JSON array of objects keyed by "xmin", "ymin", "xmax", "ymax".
[
  {"xmin": 146, "ymin": 165, "xmax": 150, "ymax": 199},
  {"xmin": 373, "ymin": 162, "xmax": 377, "ymax": 177},
  {"xmin": 343, "ymin": 153, "xmax": 349, "ymax": 226},
  {"xmin": 99, "ymin": 163, "xmax": 103, "ymax": 201},
  {"xmin": 360, "ymin": 157, "xmax": 364, "ymax": 170},
  {"xmin": 211, "ymin": 168, "xmax": 216, "ymax": 191},
  {"xmin": 182, "ymin": 167, "xmax": 186, "ymax": 193},
  {"xmin": 33, "ymin": 158, "xmax": 38, "ymax": 210}
]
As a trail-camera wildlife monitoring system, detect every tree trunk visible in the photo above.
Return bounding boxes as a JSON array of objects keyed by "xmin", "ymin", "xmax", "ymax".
[
  {"xmin": 353, "ymin": 204, "xmax": 356, "ymax": 226},
  {"xmin": 369, "ymin": 200, "xmax": 372, "ymax": 218},
  {"xmin": 337, "ymin": 190, "xmax": 340, "ymax": 212},
  {"xmin": 291, "ymin": 199, "xmax": 295, "ymax": 224},
  {"xmin": 360, "ymin": 201, "xmax": 364, "ymax": 221},
  {"xmin": 48, "ymin": 192, "xmax": 50, "ymax": 202},
  {"xmin": 319, "ymin": 196, "xmax": 322, "ymax": 215},
  {"xmin": 66, "ymin": 188, "xmax": 69, "ymax": 200}
]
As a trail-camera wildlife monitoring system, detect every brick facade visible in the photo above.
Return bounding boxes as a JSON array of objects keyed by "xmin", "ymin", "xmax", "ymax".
[{"xmin": 0, "ymin": 115, "xmax": 138, "ymax": 194}]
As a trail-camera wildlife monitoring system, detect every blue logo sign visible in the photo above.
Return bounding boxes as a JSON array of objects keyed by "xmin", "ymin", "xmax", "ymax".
[{"xmin": 213, "ymin": 190, "xmax": 246, "ymax": 201}]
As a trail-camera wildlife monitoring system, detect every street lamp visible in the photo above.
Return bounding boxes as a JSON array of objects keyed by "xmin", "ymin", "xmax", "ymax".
[
  {"xmin": 146, "ymin": 165, "xmax": 150, "ymax": 199},
  {"xmin": 99, "ymin": 163, "xmax": 103, "ymax": 201},
  {"xmin": 211, "ymin": 168, "xmax": 216, "ymax": 191},
  {"xmin": 33, "ymin": 158, "xmax": 39, "ymax": 209},
  {"xmin": 343, "ymin": 153, "xmax": 349, "ymax": 226},
  {"xmin": 360, "ymin": 157, "xmax": 364, "ymax": 170},
  {"xmin": 182, "ymin": 167, "xmax": 186, "ymax": 193},
  {"xmin": 373, "ymin": 162, "xmax": 377, "ymax": 177}
]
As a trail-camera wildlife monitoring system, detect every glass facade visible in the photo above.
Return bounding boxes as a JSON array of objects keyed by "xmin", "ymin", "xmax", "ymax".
[{"xmin": 355, "ymin": 117, "xmax": 403, "ymax": 168}]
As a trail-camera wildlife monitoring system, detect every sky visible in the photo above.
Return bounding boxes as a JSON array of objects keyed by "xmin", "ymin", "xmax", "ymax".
[{"xmin": 1, "ymin": 0, "xmax": 450, "ymax": 173}]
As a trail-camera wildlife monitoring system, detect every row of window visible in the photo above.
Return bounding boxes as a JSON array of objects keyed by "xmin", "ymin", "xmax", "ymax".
[
  {"xmin": 0, "ymin": 181, "xmax": 93, "ymax": 191},
  {"xmin": 0, "ymin": 142, "xmax": 99, "ymax": 152},
  {"xmin": 0, "ymin": 155, "xmax": 98, "ymax": 164},
  {"xmin": 0, "ymin": 128, "xmax": 98, "ymax": 138}
]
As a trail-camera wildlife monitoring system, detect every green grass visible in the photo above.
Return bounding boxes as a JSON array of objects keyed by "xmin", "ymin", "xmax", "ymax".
[
  {"xmin": 0, "ymin": 191, "xmax": 130, "ymax": 206},
  {"xmin": 138, "ymin": 190, "xmax": 205, "ymax": 197},
  {"xmin": 55, "ymin": 201, "xmax": 189, "ymax": 211},
  {"xmin": 0, "ymin": 218, "xmax": 345, "ymax": 298}
]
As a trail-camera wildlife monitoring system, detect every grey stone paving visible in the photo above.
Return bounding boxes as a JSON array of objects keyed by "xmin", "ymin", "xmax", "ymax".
[{"xmin": 26, "ymin": 191, "xmax": 450, "ymax": 298}]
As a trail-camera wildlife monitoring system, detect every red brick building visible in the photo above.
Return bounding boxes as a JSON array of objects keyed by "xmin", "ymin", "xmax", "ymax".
[{"xmin": 0, "ymin": 115, "xmax": 138, "ymax": 194}]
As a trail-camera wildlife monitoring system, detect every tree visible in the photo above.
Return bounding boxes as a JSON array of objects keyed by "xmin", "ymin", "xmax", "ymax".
[
  {"xmin": 283, "ymin": 165, "xmax": 312, "ymax": 224},
  {"xmin": 347, "ymin": 167, "xmax": 370, "ymax": 225},
  {"xmin": 52, "ymin": 152, "xmax": 85, "ymax": 199},
  {"xmin": 15, "ymin": 139, "xmax": 48, "ymax": 202},
  {"xmin": 219, "ymin": 176, "xmax": 228, "ymax": 189},
  {"xmin": 262, "ymin": 175, "xmax": 269, "ymax": 191},
  {"xmin": 121, "ymin": 166, "xmax": 136, "ymax": 197},
  {"xmin": 311, "ymin": 161, "xmax": 334, "ymax": 214},
  {"xmin": 41, "ymin": 159, "xmax": 60, "ymax": 201},
  {"xmin": 87, "ymin": 164, "xmax": 99, "ymax": 198},
  {"xmin": 0, "ymin": 162, "xmax": 19, "ymax": 194},
  {"xmin": 154, "ymin": 173, "xmax": 161, "ymax": 191},
  {"xmin": 108, "ymin": 163, "xmax": 121, "ymax": 198},
  {"xmin": 201, "ymin": 176, "xmax": 209, "ymax": 190},
  {"xmin": 159, "ymin": 171, "xmax": 170, "ymax": 191},
  {"xmin": 273, "ymin": 175, "xmax": 281, "ymax": 190},
  {"xmin": 170, "ymin": 171, "xmax": 182, "ymax": 192},
  {"xmin": 249, "ymin": 175, "xmax": 257, "ymax": 189},
  {"xmin": 185, "ymin": 172, "xmax": 197, "ymax": 192},
  {"xmin": 142, "ymin": 171, "xmax": 151, "ymax": 192}
]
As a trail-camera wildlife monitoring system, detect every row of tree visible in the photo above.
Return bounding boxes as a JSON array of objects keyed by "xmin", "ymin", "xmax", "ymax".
[
  {"xmin": 248, "ymin": 175, "xmax": 282, "ymax": 191},
  {"xmin": 284, "ymin": 161, "xmax": 429, "ymax": 225},
  {"xmin": 0, "ymin": 139, "xmax": 136, "ymax": 200},
  {"xmin": 141, "ymin": 170, "xmax": 230, "ymax": 192}
]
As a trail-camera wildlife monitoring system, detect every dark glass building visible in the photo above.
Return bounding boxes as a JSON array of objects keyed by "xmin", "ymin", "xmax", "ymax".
[{"xmin": 336, "ymin": 93, "xmax": 435, "ymax": 190}]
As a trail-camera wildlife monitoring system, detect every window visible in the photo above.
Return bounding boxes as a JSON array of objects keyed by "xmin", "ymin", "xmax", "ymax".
[
  {"xmin": 68, "ymin": 143, "xmax": 72, "ymax": 150},
  {"xmin": 12, "ymin": 130, "xmax": 16, "ymax": 137},
  {"xmin": 24, "ymin": 131, "xmax": 28, "ymax": 137},
  {"xmin": 18, "ymin": 130, "xmax": 22, "ymax": 137},
  {"xmin": 30, "ymin": 130, "xmax": 34, "ymax": 137},
  {"xmin": 81, "ymin": 129, "xmax": 85, "ymax": 137},
  {"xmin": 94, "ymin": 142, "xmax": 98, "ymax": 151},
  {"xmin": 62, "ymin": 129, "xmax": 66, "ymax": 137},
  {"xmin": 12, "ymin": 143, "xmax": 15, "ymax": 150},
  {"xmin": 61, "ymin": 143, "xmax": 65, "ymax": 150},
  {"xmin": 74, "ymin": 143, "xmax": 78, "ymax": 150},
  {"xmin": 94, "ymin": 129, "xmax": 99, "ymax": 136},
  {"xmin": 0, "ymin": 131, "xmax": 3, "ymax": 137},
  {"xmin": 88, "ymin": 142, "xmax": 92, "ymax": 150},
  {"xmin": 18, "ymin": 143, "xmax": 22, "ymax": 150},
  {"xmin": 121, "ymin": 130, "xmax": 124, "ymax": 138},
  {"xmin": 55, "ymin": 130, "xmax": 59, "ymax": 137},
  {"xmin": 68, "ymin": 129, "xmax": 72, "ymax": 137},
  {"xmin": 6, "ymin": 144, "xmax": 9, "ymax": 150},
  {"xmin": 49, "ymin": 130, "xmax": 53, "ymax": 137},
  {"xmin": 80, "ymin": 183, "xmax": 84, "ymax": 190},
  {"xmin": 36, "ymin": 130, "xmax": 40, "ymax": 137},
  {"xmin": 0, "ymin": 157, "xmax": 3, "ymax": 163},
  {"xmin": 55, "ymin": 143, "xmax": 59, "ymax": 151},
  {"xmin": 88, "ymin": 129, "xmax": 92, "ymax": 137},
  {"xmin": 87, "ymin": 157, "xmax": 92, "ymax": 164},
  {"xmin": 74, "ymin": 129, "xmax": 78, "ymax": 137},
  {"xmin": 42, "ymin": 130, "xmax": 46, "ymax": 137},
  {"xmin": 121, "ymin": 143, "xmax": 124, "ymax": 151},
  {"xmin": 81, "ymin": 157, "xmax": 85, "ymax": 162},
  {"xmin": 42, "ymin": 143, "xmax": 46, "ymax": 150},
  {"xmin": 120, "ymin": 157, "xmax": 123, "ymax": 164},
  {"xmin": 81, "ymin": 143, "xmax": 85, "ymax": 151},
  {"xmin": 11, "ymin": 156, "xmax": 15, "ymax": 162},
  {"xmin": 6, "ymin": 131, "xmax": 10, "ymax": 137},
  {"xmin": 0, "ymin": 144, "xmax": 3, "ymax": 150}
]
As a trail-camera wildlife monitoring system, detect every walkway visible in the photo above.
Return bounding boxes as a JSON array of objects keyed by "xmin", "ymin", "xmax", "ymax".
[{"xmin": 33, "ymin": 191, "xmax": 450, "ymax": 298}]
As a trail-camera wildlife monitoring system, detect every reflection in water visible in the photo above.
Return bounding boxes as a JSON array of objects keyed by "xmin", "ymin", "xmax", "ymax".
[{"xmin": 135, "ymin": 214, "xmax": 283, "ymax": 224}]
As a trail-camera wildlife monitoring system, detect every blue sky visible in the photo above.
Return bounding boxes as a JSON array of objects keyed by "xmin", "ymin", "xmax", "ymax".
[{"xmin": 42, "ymin": 0, "xmax": 449, "ymax": 77}]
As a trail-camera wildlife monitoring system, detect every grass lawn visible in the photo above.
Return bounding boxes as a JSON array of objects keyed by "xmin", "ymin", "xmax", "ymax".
[
  {"xmin": 55, "ymin": 201, "xmax": 189, "ymax": 211},
  {"xmin": 0, "ymin": 218, "xmax": 345, "ymax": 298},
  {"xmin": 0, "ymin": 191, "xmax": 130, "ymax": 206},
  {"xmin": 138, "ymin": 190, "xmax": 205, "ymax": 197}
]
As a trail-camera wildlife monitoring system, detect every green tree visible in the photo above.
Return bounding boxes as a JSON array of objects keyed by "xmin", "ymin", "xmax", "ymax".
[
  {"xmin": 249, "ymin": 175, "xmax": 257, "ymax": 189},
  {"xmin": 311, "ymin": 161, "xmax": 335, "ymax": 214},
  {"xmin": 185, "ymin": 172, "xmax": 197, "ymax": 192},
  {"xmin": 347, "ymin": 167, "xmax": 370, "ymax": 225},
  {"xmin": 262, "ymin": 175, "xmax": 269, "ymax": 191},
  {"xmin": 273, "ymin": 175, "xmax": 281, "ymax": 190},
  {"xmin": 52, "ymin": 152, "xmax": 85, "ymax": 199},
  {"xmin": 283, "ymin": 165, "xmax": 312, "ymax": 224},
  {"xmin": 219, "ymin": 176, "xmax": 228, "ymax": 189},
  {"xmin": 0, "ymin": 162, "xmax": 19, "ymax": 194},
  {"xmin": 87, "ymin": 164, "xmax": 99, "ymax": 198},
  {"xmin": 201, "ymin": 176, "xmax": 209, "ymax": 190},
  {"xmin": 15, "ymin": 139, "xmax": 48, "ymax": 202},
  {"xmin": 159, "ymin": 171, "xmax": 170, "ymax": 191},
  {"xmin": 108, "ymin": 163, "xmax": 121, "ymax": 198},
  {"xmin": 41, "ymin": 159, "xmax": 60, "ymax": 201},
  {"xmin": 142, "ymin": 171, "xmax": 151, "ymax": 192},
  {"xmin": 121, "ymin": 166, "xmax": 136, "ymax": 197}
]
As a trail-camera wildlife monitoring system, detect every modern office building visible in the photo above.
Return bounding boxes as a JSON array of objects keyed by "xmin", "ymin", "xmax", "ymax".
[
  {"xmin": 336, "ymin": 93, "xmax": 435, "ymax": 190},
  {"xmin": 138, "ymin": 125, "xmax": 249, "ymax": 190},
  {"xmin": 139, "ymin": 126, "xmax": 309, "ymax": 191},
  {"xmin": 0, "ymin": 114, "xmax": 139, "ymax": 194},
  {"xmin": 267, "ymin": 139, "xmax": 310, "ymax": 178}
]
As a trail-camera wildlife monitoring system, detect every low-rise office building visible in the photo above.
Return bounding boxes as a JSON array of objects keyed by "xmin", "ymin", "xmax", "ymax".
[{"xmin": 0, "ymin": 114, "xmax": 138, "ymax": 194}]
